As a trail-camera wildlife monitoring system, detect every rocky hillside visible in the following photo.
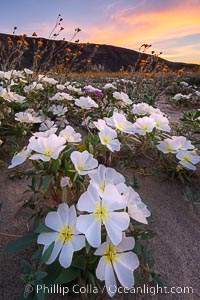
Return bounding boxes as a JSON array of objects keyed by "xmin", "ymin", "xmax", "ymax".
[{"xmin": 0, "ymin": 33, "xmax": 199, "ymax": 72}]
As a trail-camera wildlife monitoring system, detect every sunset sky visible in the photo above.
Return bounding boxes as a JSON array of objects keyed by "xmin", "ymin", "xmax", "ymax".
[{"xmin": 0, "ymin": 0, "xmax": 200, "ymax": 64}]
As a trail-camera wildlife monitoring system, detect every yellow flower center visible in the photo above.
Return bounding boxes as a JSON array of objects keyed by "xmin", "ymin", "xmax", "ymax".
[
  {"xmin": 166, "ymin": 145, "xmax": 173, "ymax": 152},
  {"xmin": 104, "ymin": 244, "xmax": 118, "ymax": 264},
  {"xmin": 65, "ymin": 133, "xmax": 70, "ymax": 139},
  {"xmin": 59, "ymin": 224, "xmax": 74, "ymax": 244},
  {"xmin": 183, "ymin": 155, "xmax": 191, "ymax": 163},
  {"xmin": 94, "ymin": 203, "xmax": 109, "ymax": 222},
  {"xmin": 77, "ymin": 163, "xmax": 84, "ymax": 171},
  {"xmin": 102, "ymin": 136, "xmax": 110, "ymax": 144},
  {"xmin": 118, "ymin": 123, "xmax": 125, "ymax": 130},
  {"xmin": 44, "ymin": 149, "xmax": 54, "ymax": 157},
  {"xmin": 3, "ymin": 92, "xmax": 13, "ymax": 100},
  {"xmin": 100, "ymin": 182, "xmax": 106, "ymax": 193},
  {"xmin": 141, "ymin": 125, "xmax": 149, "ymax": 131}
]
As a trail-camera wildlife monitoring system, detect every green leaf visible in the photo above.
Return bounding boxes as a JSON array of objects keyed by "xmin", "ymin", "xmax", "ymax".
[
  {"xmin": 34, "ymin": 224, "xmax": 54, "ymax": 234},
  {"xmin": 44, "ymin": 261, "xmax": 62, "ymax": 284},
  {"xmin": 35, "ymin": 271, "xmax": 48, "ymax": 281},
  {"xmin": 32, "ymin": 175, "xmax": 41, "ymax": 191},
  {"xmin": 42, "ymin": 175, "xmax": 53, "ymax": 193},
  {"xmin": 50, "ymin": 159, "xmax": 60, "ymax": 176},
  {"xmin": 21, "ymin": 260, "xmax": 32, "ymax": 274},
  {"xmin": 33, "ymin": 214, "xmax": 41, "ymax": 230},
  {"xmin": 134, "ymin": 241, "xmax": 143, "ymax": 255},
  {"xmin": 139, "ymin": 230, "xmax": 156, "ymax": 240},
  {"xmin": 5, "ymin": 234, "xmax": 37, "ymax": 253},
  {"xmin": 36, "ymin": 288, "xmax": 45, "ymax": 300},
  {"xmin": 32, "ymin": 247, "xmax": 43, "ymax": 260},
  {"xmin": 134, "ymin": 269, "xmax": 141, "ymax": 286},
  {"xmin": 40, "ymin": 242, "xmax": 55, "ymax": 265},
  {"xmin": 72, "ymin": 256, "xmax": 86, "ymax": 270},
  {"xmin": 85, "ymin": 239, "xmax": 91, "ymax": 254},
  {"xmin": 55, "ymin": 267, "xmax": 79, "ymax": 284}
]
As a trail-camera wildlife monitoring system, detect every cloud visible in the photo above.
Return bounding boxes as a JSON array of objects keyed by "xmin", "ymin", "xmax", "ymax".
[{"xmin": 82, "ymin": 0, "xmax": 200, "ymax": 63}]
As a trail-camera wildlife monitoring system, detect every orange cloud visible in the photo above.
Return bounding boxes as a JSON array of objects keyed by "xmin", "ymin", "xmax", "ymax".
[
  {"xmin": 110, "ymin": 5, "xmax": 200, "ymax": 45},
  {"xmin": 83, "ymin": 3, "xmax": 200, "ymax": 63}
]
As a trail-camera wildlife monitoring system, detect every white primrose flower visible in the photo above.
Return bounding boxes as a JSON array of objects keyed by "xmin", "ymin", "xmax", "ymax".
[
  {"xmin": 156, "ymin": 138, "xmax": 180, "ymax": 154},
  {"xmin": 103, "ymin": 83, "xmax": 117, "ymax": 90},
  {"xmin": 24, "ymin": 82, "xmax": 44, "ymax": 93},
  {"xmin": 74, "ymin": 96, "xmax": 98, "ymax": 109},
  {"xmin": 39, "ymin": 119, "xmax": 57, "ymax": 131},
  {"xmin": 28, "ymin": 134, "xmax": 66, "ymax": 162},
  {"xmin": 173, "ymin": 93, "xmax": 190, "ymax": 101},
  {"xmin": 15, "ymin": 112, "xmax": 33, "ymax": 123},
  {"xmin": 99, "ymin": 127, "xmax": 121, "ymax": 152},
  {"xmin": 176, "ymin": 150, "xmax": 200, "ymax": 171},
  {"xmin": 76, "ymin": 184, "xmax": 130, "ymax": 247},
  {"xmin": 49, "ymin": 105, "xmax": 68, "ymax": 116},
  {"xmin": 171, "ymin": 136, "xmax": 195, "ymax": 151},
  {"xmin": 8, "ymin": 147, "xmax": 32, "ymax": 169},
  {"xmin": 132, "ymin": 116, "xmax": 156, "ymax": 135},
  {"xmin": 89, "ymin": 164, "xmax": 128, "ymax": 197},
  {"xmin": 0, "ymin": 88, "xmax": 26, "ymax": 103},
  {"xmin": 132, "ymin": 103, "xmax": 153, "ymax": 116},
  {"xmin": 33, "ymin": 128, "xmax": 58, "ymax": 138},
  {"xmin": 50, "ymin": 92, "xmax": 73, "ymax": 101},
  {"xmin": 113, "ymin": 91, "xmax": 132, "ymax": 105},
  {"xmin": 56, "ymin": 84, "xmax": 66, "ymax": 91},
  {"xmin": 24, "ymin": 68, "xmax": 34, "ymax": 75},
  {"xmin": 105, "ymin": 112, "xmax": 134, "ymax": 133},
  {"xmin": 180, "ymin": 81, "xmax": 189, "ymax": 87},
  {"xmin": 67, "ymin": 85, "xmax": 83, "ymax": 95},
  {"xmin": 94, "ymin": 235, "xmax": 139, "ymax": 297},
  {"xmin": 84, "ymin": 85, "xmax": 102, "ymax": 94},
  {"xmin": 157, "ymin": 136, "xmax": 195, "ymax": 154},
  {"xmin": 70, "ymin": 150, "xmax": 98, "ymax": 175},
  {"xmin": 124, "ymin": 187, "xmax": 151, "ymax": 224},
  {"xmin": 150, "ymin": 114, "xmax": 171, "ymax": 132},
  {"xmin": 37, "ymin": 204, "xmax": 85, "ymax": 268},
  {"xmin": 39, "ymin": 76, "xmax": 58, "ymax": 85},
  {"xmin": 59, "ymin": 125, "xmax": 82, "ymax": 143},
  {"xmin": 93, "ymin": 119, "xmax": 108, "ymax": 131},
  {"xmin": 15, "ymin": 112, "xmax": 43, "ymax": 123}
]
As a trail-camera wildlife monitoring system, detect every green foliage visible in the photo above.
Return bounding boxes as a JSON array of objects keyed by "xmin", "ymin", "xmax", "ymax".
[{"xmin": 6, "ymin": 234, "xmax": 38, "ymax": 253}]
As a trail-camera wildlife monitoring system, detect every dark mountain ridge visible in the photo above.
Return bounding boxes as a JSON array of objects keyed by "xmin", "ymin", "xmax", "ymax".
[{"xmin": 0, "ymin": 33, "xmax": 199, "ymax": 72}]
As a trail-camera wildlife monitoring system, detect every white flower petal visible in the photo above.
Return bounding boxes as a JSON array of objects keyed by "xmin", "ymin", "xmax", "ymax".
[
  {"xmin": 76, "ymin": 214, "xmax": 101, "ymax": 247},
  {"xmin": 71, "ymin": 235, "xmax": 85, "ymax": 251},
  {"xmin": 77, "ymin": 184, "xmax": 100, "ymax": 212},
  {"xmin": 117, "ymin": 236, "xmax": 135, "ymax": 252},
  {"xmin": 96, "ymin": 256, "xmax": 106, "ymax": 281},
  {"xmin": 58, "ymin": 203, "xmax": 69, "ymax": 225},
  {"xmin": 59, "ymin": 242, "xmax": 73, "ymax": 268},
  {"xmin": 69, "ymin": 205, "xmax": 77, "ymax": 227},
  {"xmin": 45, "ymin": 211, "xmax": 63, "ymax": 231},
  {"xmin": 105, "ymin": 212, "xmax": 130, "ymax": 245},
  {"xmin": 94, "ymin": 241, "xmax": 109, "ymax": 256},
  {"xmin": 46, "ymin": 239, "xmax": 63, "ymax": 264},
  {"xmin": 102, "ymin": 185, "xmax": 126, "ymax": 210},
  {"xmin": 37, "ymin": 232, "xmax": 59, "ymax": 246},
  {"xmin": 105, "ymin": 262, "xmax": 117, "ymax": 297},
  {"xmin": 113, "ymin": 252, "xmax": 139, "ymax": 288}
]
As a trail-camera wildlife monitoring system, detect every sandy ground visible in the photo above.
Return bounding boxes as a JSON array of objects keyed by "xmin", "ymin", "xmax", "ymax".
[{"xmin": 0, "ymin": 97, "xmax": 200, "ymax": 300}]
